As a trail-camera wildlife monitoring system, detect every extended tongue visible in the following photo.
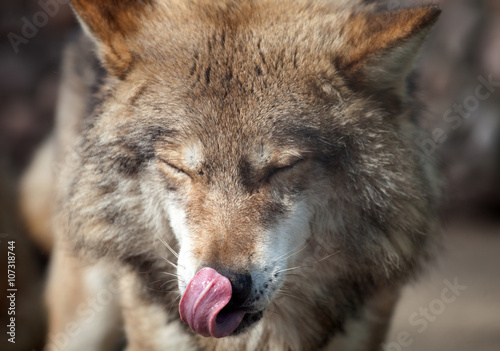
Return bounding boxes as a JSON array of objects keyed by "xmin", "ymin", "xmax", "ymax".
[{"xmin": 179, "ymin": 267, "xmax": 246, "ymax": 338}]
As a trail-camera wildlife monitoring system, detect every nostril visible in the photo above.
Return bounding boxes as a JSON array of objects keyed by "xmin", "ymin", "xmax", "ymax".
[{"xmin": 221, "ymin": 271, "xmax": 252, "ymax": 308}]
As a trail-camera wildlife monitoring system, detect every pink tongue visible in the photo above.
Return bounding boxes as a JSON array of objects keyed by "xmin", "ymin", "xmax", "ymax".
[{"xmin": 179, "ymin": 267, "xmax": 246, "ymax": 338}]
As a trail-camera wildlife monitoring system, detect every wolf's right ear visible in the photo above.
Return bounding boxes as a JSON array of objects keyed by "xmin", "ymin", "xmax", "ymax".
[{"xmin": 71, "ymin": 0, "xmax": 154, "ymax": 78}]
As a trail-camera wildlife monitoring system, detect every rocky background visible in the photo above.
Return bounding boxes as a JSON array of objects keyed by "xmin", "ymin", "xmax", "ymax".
[{"xmin": 0, "ymin": 0, "xmax": 499, "ymax": 350}]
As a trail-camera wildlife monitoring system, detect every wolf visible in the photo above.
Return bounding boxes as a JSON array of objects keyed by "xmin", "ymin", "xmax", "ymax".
[{"xmin": 20, "ymin": 0, "xmax": 441, "ymax": 350}]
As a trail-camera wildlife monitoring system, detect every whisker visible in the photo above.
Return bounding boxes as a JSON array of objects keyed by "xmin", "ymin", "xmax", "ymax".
[
  {"xmin": 148, "ymin": 279, "xmax": 164, "ymax": 286},
  {"xmin": 147, "ymin": 286, "xmax": 170, "ymax": 293},
  {"xmin": 276, "ymin": 250, "xmax": 341, "ymax": 274},
  {"xmin": 275, "ymin": 265, "xmax": 311, "ymax": 274},
  {"xmin": 273, "ymin": 241, "xmax": 303, "ymax": 263},
  {"xmin": 160, "ymin": 278, "xmax": 178, "ymax": 288},
  {"xmin": 167, "ymin": 294, "xmax": 182, "ymax": 315},
  {"xmin": 274, "ymin": 238, "xmax": 312, "ymax": 263},
  {"xmin": 162, "ymin": 256, "xmax": 178, "ymax": 269},
  {"xmin": 160, "ymin": 289, "xmax": 181, "ymax": 294},
  {"xmin": 161, "ymin": 272, "xmax": 181, "ymax": 278},
  {"xmin": 154, "ymin": 233, "xmax": 179, "ymax": 258},
  {"xmin": 315, "ymin": 250, "xmax": 340, "ymax": 262},
  {"xmin": 281, "ymin": 239, "xmax": 315, "ymax": 262},
  {"xmin": 279, "ymin": 284, "xmax": 329, "ymax": 305},
  {"xmin": 277, "ymin": 290, "xmax": 314, "ymax": 306},
  {"xmin": 282, "ymin": 273, "xmax": 314, "ymax": 285},
  {"xmin": 295, "ymin": 289, "xmax": 329, "ymax": 305}
]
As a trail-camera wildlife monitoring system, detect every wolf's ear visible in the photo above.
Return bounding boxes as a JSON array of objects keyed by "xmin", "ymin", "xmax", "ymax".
[
  {"xmin": 71, "ymin": 0, "xmax": 154, "ymax": 78},
  {"xmin": 337, "ymin": 6, "xmax": 440, "ymax": 98}
]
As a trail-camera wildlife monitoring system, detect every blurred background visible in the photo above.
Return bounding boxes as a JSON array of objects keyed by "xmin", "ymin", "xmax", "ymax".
[{"xmin": 0, "ymin": 0, "xmax": 499, "ymax": 350}]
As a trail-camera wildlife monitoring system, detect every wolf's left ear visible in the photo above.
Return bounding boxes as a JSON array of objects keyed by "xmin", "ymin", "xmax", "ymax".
[
  {"xmin": 71, "ymin": 0, "xmax": 154, "ymax": 78},
  {"xmin": 336, "ymin": 6, "xmax": 440, "ymax": 97}
]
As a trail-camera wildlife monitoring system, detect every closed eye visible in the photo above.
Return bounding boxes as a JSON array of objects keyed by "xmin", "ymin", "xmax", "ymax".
[
  {"xmin": 263, "ymin": 159, "xmax": 304, "ymax": 182},
  {"xmin": 159, "ymin": 159, "xmax": 192, "ymax": 179}
]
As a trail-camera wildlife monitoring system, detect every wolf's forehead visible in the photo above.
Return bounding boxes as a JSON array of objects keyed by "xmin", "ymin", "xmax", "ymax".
[{"xmin": 144, "ymin": 12, "xmax": 340, "ymax": 101}]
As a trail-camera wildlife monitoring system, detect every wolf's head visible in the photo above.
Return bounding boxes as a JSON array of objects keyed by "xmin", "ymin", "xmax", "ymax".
[{"xmin": 65, "ymin": 0, "xmax": 440, "ymax": 339}]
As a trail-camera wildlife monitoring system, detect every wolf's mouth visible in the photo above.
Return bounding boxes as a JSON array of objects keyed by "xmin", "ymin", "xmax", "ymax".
[{"xmin": 179, "ymin": 267, "xmax": 247, "ymax": 338}]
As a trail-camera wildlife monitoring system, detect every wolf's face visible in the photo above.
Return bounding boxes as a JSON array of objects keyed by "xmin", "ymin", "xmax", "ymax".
[
  {"xmin": 130, "ymin": 56, "xmax": 354, "ymax": 334},
  {"xmin": 154, "ymin": 93, "xmax": 341, "ymax": 333},
  {"xmin": 66, "ymin": 0, "xmax": 440, "ymax": 338},
  {"xmin": 161, "ymin": 135, "xmax": 317, "ymax": 333}
]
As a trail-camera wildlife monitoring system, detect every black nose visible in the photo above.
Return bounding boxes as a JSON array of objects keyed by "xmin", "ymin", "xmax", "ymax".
[{"xmin": 219, "ymin": 270, "xmax": 252, "ymax": 308}]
